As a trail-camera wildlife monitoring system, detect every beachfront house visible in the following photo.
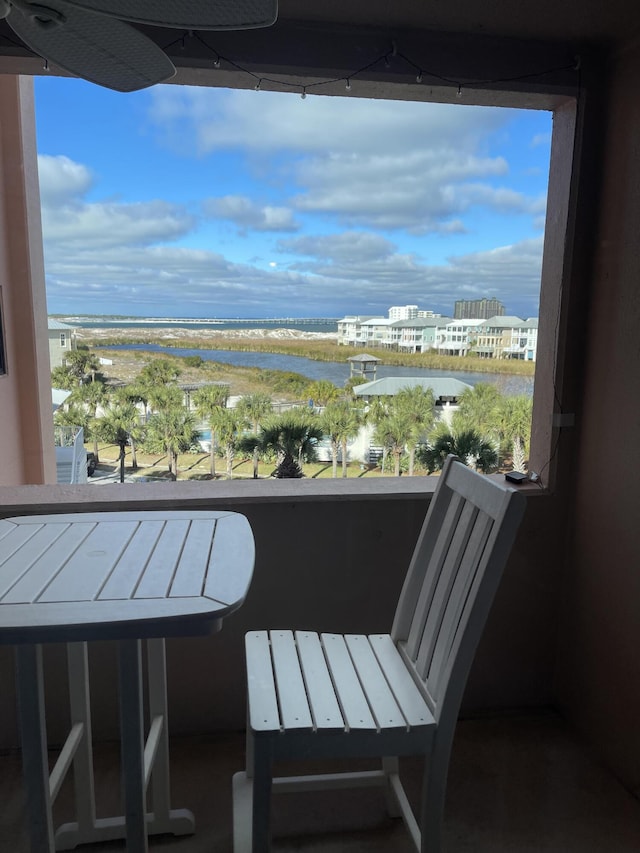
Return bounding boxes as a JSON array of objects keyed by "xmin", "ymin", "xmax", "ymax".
[
  {"xmin": 1, "ymin": 1, "xmax": 640, "ymax": 849},
  {"xmin": 47, "ymin": 318, "xmax": 77, "ymax": 369},
  {"xmin": 395, "ymin": 316, "xmax": 452, "ymax": 353}
]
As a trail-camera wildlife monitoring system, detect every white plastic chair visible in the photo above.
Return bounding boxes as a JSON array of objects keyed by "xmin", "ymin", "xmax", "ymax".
[{"xmin": 233, "ymin": 456, "xmax": 526, "ymax": 852}]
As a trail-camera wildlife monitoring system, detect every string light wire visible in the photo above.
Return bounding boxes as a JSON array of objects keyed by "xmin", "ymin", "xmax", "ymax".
[{"xmin": 161, "ymin": 32, "xmax": 578, "ymax": 100}]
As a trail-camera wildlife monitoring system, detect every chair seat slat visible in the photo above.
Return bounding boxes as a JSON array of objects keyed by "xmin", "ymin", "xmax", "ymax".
[
  {"xmin": 320, "ymin": 634, "xmax": 377, "ymax": 730},
  {"xmin": 294, "ymin": 631, "xmax": 345, "ymax": 730},
  {"xmin": 368, "ymin": 634, "xmax": 435, "ymax": 729},
  {"xmin": 344, "ymin": 635, "xmax": 407, "ymax": 730},
  {"xmin": 246, "ymin": 631, "xmax": 281, "ymax": 733},
  {"xmin": 270, "ymin": 630, "xmax": 313, "ymax": 731}
]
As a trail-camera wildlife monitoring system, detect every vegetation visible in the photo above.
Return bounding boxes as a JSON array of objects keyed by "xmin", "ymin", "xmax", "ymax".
[
  {"xmin": 79, "ymin": 329, "xmax": 535, "ymax": 377},
  {"xmin": 51, "ymin": 339, "xmax": 533, "ymax": 483}
]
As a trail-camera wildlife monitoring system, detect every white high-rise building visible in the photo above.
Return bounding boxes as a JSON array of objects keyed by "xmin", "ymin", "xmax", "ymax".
[{"xmin": 388, "ymin": 305, "xmax": 418, "ymax": 320}]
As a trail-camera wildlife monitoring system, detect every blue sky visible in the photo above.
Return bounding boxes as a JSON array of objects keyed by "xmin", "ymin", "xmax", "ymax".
[{"xmin": 34, "ymin": 77, "xmax": 552, "ymax": 320}]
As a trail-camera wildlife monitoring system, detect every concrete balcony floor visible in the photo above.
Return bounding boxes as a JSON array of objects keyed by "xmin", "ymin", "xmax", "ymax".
[{"xmin": 2, "ymin": 712, "xmax": 640, "ymax": 852}]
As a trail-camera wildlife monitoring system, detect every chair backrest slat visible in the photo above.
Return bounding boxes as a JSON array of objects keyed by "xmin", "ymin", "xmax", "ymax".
[
  {"xmin": 391, "ymin": 456, "xmax": 526, "ymax": 722},
  {"xmin": 404, "ymin": 492, "xmax": 465, "ymax": 661},
  {"xmin": 414, "ymin": 500, "xmax": 481, "ymax": 680},
  {"xmin": 424, "ymin": 508, "xmax": 493, "ymax": 702}
]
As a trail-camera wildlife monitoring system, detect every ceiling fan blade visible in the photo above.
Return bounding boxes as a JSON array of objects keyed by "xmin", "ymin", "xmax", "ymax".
[
  {"xmin": 7, "ymin": 0, "xmax": 176, "ymax": 91},
  {"xmin": 61, "ymin": 0, "xmax": 278, "ymax": 30}
]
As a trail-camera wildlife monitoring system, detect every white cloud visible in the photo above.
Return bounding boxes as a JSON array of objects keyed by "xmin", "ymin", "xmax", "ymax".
[
  {"xmin": 531, "ymin": 132, "xmax": 552, "ymax": 147},
  {"xmin": 203, "ymin": 195, "xmax": 299, "ymax": 232},
  {"xmin": 279, "ymin": 232, "xmax": 397, "ymax": 262},
  {"xmin": 148, "ymin": 88, "xmax": 509, "ymax": 158},
  {"xmin": 38, "ymin": 154, "xmax": 195, "ymax": 250},
  {"xmin": 37, "ymin": 154, "xmax": 93, "ymax": 205}
]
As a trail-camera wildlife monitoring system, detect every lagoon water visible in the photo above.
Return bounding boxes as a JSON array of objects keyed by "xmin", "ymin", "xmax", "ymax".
[{"xmin": 104, "ymin": 343, "xmax": 535, "ymax": 397}]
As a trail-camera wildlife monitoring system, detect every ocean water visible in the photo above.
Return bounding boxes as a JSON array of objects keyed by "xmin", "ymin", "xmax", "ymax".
[{"xmin": 67, "ymin": 317, "xmax": 339, "ymax": 334}]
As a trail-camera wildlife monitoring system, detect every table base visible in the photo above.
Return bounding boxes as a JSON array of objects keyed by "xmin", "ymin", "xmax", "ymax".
[{"xmin": 16, "ymin": 638, "xmax": 194, "ymax": 853}]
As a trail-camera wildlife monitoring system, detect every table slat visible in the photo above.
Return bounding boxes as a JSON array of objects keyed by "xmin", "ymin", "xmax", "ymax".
[
  {"xmin": 98, "ymin": 520, "xmax": 165, "ymax": 600},
  {"xmin": 39, "ymin": 522, "xmax": 137, "ymax": 603},
  {"xmin": 2, "ymin": 524, "xmax": 92, "ymax": 603},
  {"xmin": 169, "ymin": 519, "xmax": 217, "ymax": 598},
  {"xmin": 204, "ymin": 515, "xmax": 254, "ymax": 605}
]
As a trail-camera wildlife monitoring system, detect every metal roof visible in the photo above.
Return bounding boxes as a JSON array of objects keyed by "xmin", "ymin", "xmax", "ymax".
[
  {"xmin": 353, "ymin": 376, "xmax": 473, "ymax": 398},
  {"xmin": 48, "ymin": 319, "xmax": 77, "ymax": 330}
]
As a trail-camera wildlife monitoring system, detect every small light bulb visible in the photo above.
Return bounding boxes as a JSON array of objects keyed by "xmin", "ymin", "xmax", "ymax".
[
  {"xmin": 345, "ymin": 79, "xmax": 351, "ymax": 91},
  {"xmin": 301, "ymin": 89, "xmax": 307, "ymax": 99},
  {"xmin": 213, "ymin": 58, "xmax": 221, "ymax": 69},
  {"xmin": 456, "ymin": 85, "xmax": 462, "ymax": 98},
  {"xmin": 255, "ymin": 79, "xmax": 262, "ymax": 91},
  {"xmin": 416, "ymin": 72, "xmax": 423, "ymax": 84}
]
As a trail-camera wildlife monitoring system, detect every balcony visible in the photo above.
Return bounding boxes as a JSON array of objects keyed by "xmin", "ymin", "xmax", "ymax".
[
  {"xmin": 2, "ymin": 712, "xmax": 639, "ymax": 851},
  {"xmin": 0, "ymin": 482, "xmax": 639, "ymax": 851}
]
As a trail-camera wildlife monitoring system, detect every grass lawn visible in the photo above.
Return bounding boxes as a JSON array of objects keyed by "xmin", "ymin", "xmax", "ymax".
[{"xmin": 89, "ymin": 443, "xmax": 426, "ymax": 481}]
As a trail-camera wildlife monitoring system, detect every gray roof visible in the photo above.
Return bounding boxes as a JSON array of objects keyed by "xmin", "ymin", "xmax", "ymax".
[
  {"xmin": 391, "ymin": 317, "xmax": 452, "ymax": 328},
  {"xmin": 481, "ymin": 315, "xmax": 525, "ymax": 327},
  {"xmin": 347, "ymin": 354, "xmax": 381, "ymax": 362},
  {"xmin": 48, "ymin": 319, "xmax": 77, "ymax": 330},
  {"xmin": 353, "ymin": 376, "xmax": 473, "ymax": 399}
]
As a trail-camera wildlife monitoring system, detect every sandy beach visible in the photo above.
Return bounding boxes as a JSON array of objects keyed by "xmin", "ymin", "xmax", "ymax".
[{"xmin": 78, "ymin": 326, "xmax": 338, "ymax": 344}]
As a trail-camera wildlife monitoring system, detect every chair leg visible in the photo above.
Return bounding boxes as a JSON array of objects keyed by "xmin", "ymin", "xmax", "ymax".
[
  {"xmin": 419, "ymin": 745, "xmax": 449, "ymax": 853},
  {"xmin": 250, "ymin": 736, "xmax": 274, "ymax": 853},
  {"xmin": 382, "ymin": 757, "xmax": 402, "ymax": 818}
]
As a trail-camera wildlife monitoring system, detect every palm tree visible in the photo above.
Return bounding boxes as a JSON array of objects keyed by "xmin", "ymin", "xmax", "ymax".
[
  {"xmin": 193, "ymin": 384, "xmax": 230, "ymax": 478},
  {"xmin": 373, "ymin": 410, "xmax": 414, "ymax": 476},
  {"xmin": 71, "ymin": 380, "xmax": 107, "ymax": 461},
  {"xmin": 393, "ymin": 386, "xmax": 436, "ymax": 475},
  {"xmin": 94, "ymin": 399, "xmax": 143, "ymax": 483},
  {"xmin": 257, "ymin": 412, "xmax": 323, "ymax": 478},
  {"xmin": 306, "ymin": 379, "xmax": 340, "ymax": 408},
  {"xmin": 138, "ymin": 358, "xmax": 182, "ymax": 388},
  {"xmin": 452, "ymin": 382, "xmax": 502, "ymax": 438},
  {"xmin": 236, "ymin": 393, "xmax": 273, "ymax": 478},
  {"xmin": 418, "ymin": 427, "xmax": 498, "ymax": 474},
  {"xmin": 63, "ymin": 347, "xmax": 101, "ymax": 384},
  {"xmin": 144, "ymin": 406, "xmax": 197, "ymax": 481},
  {"xmin": 211, "ymin": 408, "xmax": 246, "ymax": 479},
  {"xmin": 494, "ymin": 395, "xmax": 533, "ymax": 472},
  {"xmin": 320, "ymin": 400, "xmax": 362, "ymax": 478}
]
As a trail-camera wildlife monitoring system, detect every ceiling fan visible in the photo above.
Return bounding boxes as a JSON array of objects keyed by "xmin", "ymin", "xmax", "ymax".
[{"xmin": 0, "ymin": 0, "xmax": 278, "ymax": 92}]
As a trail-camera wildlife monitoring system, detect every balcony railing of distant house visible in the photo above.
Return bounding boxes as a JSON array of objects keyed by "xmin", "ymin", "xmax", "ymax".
[{"xmin": 54, "ymin": 425, "xmax": 87, "ymax": 484}]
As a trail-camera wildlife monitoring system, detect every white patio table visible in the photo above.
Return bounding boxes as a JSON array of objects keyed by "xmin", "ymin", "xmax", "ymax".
[{"xmin": 0, "ymin": 510, "xmax": 255, "ymax": 853}]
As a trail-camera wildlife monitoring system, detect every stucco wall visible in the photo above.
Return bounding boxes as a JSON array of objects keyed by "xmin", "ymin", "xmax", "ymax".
[
  {"xmin": 555, "ymin": 42, "xmax": 640, "ymax": 794},
  {"xmin": 0, "ymin": 77, "xmax": 55, "ymax": 485},
  {"xmin": 0, "ymin": 485, "xmax": 559, "ymax": 749}
]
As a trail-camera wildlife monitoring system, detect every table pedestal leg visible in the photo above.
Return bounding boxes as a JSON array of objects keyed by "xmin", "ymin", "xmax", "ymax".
[
  {"xmin": 15, "ymin": 644, "xmax": 55, "ymax": 853},
  {"xmin": 118, "ymin": 638, "xmax": 148, "ymax": 853},
  {"xmin": 146, "ymin": 638, "xmax": 195, "ymax": 835}
]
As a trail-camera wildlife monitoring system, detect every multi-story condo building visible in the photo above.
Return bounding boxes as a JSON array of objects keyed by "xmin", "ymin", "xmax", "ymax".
[
  {"xmin": 336, "ymin": 315, "xmax": 383, "ymax": 347},
  {"xmin": 473, "ymin": 316, "xmax": 538, "ymax": 361},
  {"xmin": 388, "ymin": 304, "xmax": 418, "ymax": 320},
  {"xmin": 454, "ymin": 297, "xmax": 505, "ymax": 320},
  {"xmin": 337, "ymin": 310, "xmax": 537, "ymax": 361},
  {"xmin": 395, "ymin": 317, "xmax": 452, "ymax": 353},
  {"xmin": 438, "ymin": 318, "xmax": 485, "ymax": 356}
]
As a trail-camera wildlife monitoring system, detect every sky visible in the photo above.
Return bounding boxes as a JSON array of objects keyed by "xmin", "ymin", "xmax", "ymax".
[{"xmin": 34, "ymin": 76, "xmax": 552, "ymax": 320}]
